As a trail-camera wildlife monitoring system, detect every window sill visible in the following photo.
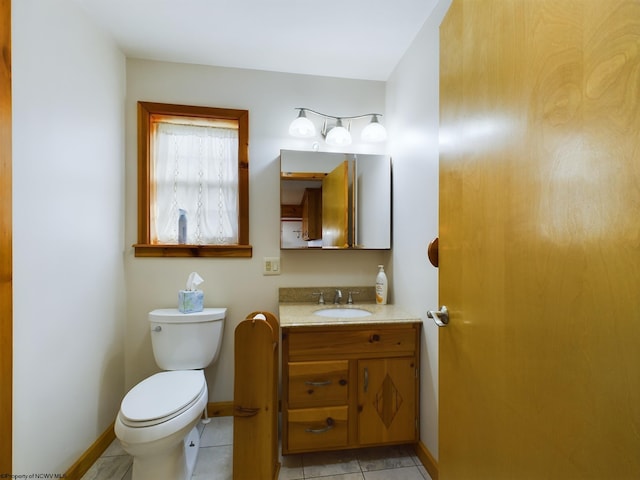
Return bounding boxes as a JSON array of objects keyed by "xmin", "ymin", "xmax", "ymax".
[{"xmin": 134, "ymin": 244, "xmax": 253, "ymax": 258}]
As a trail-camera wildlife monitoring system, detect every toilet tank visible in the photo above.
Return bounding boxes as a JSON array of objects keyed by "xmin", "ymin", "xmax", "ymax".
[{"xmin": 149, "ymin": 308, "xmax": 226, "ymax": 370}]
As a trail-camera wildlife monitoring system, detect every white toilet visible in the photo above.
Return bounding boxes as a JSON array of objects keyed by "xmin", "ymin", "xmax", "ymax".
[{"xmin": 115, "ymin": 307, "xmax": 226, "ymax": 480}]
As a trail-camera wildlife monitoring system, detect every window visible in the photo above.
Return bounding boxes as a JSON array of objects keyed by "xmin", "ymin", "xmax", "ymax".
[{"xmin": 135, "ymin": 102, "xmax": 251, "ymax": 257}]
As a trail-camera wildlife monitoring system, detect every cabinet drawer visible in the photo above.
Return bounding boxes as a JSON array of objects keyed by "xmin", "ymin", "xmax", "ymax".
[
  {"xmin": 287, "ymin": 406, "xmax": 348, "ymax": 452},
  {"xmin": 287, "ymin": 326, "xmax": 416, "ymax": 358},
  {"xmin": 288, "ymin": 361, "xmax": 349, "ymax": 408}
]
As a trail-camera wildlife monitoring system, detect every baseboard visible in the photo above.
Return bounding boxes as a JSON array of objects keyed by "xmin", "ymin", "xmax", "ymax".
[
  {"xmin": 414, "ymin": 440, "xmax": 439, "ymax": 480},
  {"xmin": 207, "ymin": 400, "xmax": 234, "ymax": 417},
  {"xmin": 64, "ymin": 422, "xmax": 115, "ymax": 480}
]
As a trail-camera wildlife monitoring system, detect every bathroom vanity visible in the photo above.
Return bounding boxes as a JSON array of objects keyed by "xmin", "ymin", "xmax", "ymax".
[{"xmin": 279, "ymin": 301, "xmax": 421, "ymax": 455}]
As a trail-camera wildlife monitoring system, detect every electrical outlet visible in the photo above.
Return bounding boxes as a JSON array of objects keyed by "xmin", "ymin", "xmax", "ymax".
[{"xmin": 263, "ymin": 257, "xmax": 281, "ymax": 275}]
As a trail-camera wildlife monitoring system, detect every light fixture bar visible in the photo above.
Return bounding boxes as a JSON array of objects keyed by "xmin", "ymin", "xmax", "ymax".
[
  {"xmin": 289, "ymin": 108, "xmax": 387, "ymax": 144},
  {"xmin": 293, "ymin": 107, "xmax": 383, "ymax": 122}
]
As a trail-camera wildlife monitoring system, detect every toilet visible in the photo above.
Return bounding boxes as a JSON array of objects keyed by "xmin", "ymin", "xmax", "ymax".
[{"xmin": 115, "ymin": 307, "xmax": 226, "ymax": 480}]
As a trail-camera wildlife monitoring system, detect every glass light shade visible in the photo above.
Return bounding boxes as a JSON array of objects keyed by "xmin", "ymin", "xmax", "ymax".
[
  {"xmin": 361, "ymin": 116, "xmax": 387, "ymax": 142},
  {"xmin": 325, "ymin": 121, "xmax": 352, "ymax": 146},
  {"xmin": 289, "ymin": 112, "xmax": 316, "ymax": 138}
]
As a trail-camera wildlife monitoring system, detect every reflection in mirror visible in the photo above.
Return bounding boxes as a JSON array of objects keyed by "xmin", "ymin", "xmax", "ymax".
[{"xmin": 280, "ymin": 150, "xmax": 391, "ymax": 250}]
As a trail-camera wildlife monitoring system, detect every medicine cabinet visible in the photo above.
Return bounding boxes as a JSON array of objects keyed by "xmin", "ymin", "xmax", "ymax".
[{"xmin": 280, "ymin": 150, "xmax": 391, "ymax": 250}]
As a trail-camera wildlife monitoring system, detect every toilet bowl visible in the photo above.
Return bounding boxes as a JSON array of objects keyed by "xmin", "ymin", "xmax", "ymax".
[
  {"xmin": 115, "ymin": 308, "xmax": 226, "ymax": 480},
  {"xmin": 115, "ymin": 370, "xmax": 207, "ymax": 480}
]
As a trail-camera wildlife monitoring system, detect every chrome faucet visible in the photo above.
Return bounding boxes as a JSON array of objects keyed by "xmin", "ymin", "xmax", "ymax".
[{"xmin": 333, "ymin": 289, "xmax": 343, "ymax": 304}]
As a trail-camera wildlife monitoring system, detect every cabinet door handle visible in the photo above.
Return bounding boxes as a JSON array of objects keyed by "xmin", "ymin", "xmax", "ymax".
[
  {"xmin": 364, "ymin": 367, "xmax": 369, "ymax": 393},
  {"xmin": 304, "ymin": 380, "xmax": 331, "ymax": 386},
  {"xmin": 305, "ymin": 417, "xmax": 335, "ymax": 434}
]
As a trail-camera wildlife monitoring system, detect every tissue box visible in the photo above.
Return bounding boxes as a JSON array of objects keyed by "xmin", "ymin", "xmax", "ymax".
[{"xmin": 178, "ymin": 290, "xmax": 204, "ymax": 313}]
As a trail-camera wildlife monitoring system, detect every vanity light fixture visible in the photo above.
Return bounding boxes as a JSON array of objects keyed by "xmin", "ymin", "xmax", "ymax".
[
  {"xmin": 361, "ymin": 114, "xmax": 387, "ymax": 142},
  {"xmin": 289, "ymin": 108, "xmax": 387, "ymax": 145},
  {"xmin": 288, "ymin": 109, "xmax": 316, "ymax": 137},
  {"xmin": 324, "ymin": 118, "xmax": 352, "ymax": 146}
]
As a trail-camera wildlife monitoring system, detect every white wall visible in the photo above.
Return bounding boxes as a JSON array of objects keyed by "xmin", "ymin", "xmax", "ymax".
[
  {"xmin": 125, "ymin": 60, "xmax": 392, "ymax": 399},
  {"xmin": 387, "ymin": 0, "xmax": 452, "ymax": 460},
  {"xmin": 12, "ymin": 0, "xmax": 126, "ymax": 473}
]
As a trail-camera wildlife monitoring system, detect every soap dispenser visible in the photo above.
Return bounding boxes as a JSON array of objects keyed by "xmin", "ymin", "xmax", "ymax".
[{"xmin": 375, "ymin": 265, "xmax": 388, "ymax": 305}]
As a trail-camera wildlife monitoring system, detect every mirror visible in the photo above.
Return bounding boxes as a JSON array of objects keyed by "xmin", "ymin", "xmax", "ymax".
[{"xmin": 280, "ymin": 150, "xmax": 391, "ymax": 249}]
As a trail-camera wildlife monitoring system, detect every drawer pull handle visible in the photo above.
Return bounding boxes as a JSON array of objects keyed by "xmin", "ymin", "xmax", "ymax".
[
  {"xmin": 304, "ymin": 380, "xmax": 332, "ymax": 386},
  {"xmin": 364, "ymin": 367, "xmax": 369, "ymax": 393},
  {"xmin": 305, "ymin": 417, "xmax": 335, "ymax": 434},
  {"xmin": 369, "ymin": 334, "xmax": 380, "ymax": 342}
]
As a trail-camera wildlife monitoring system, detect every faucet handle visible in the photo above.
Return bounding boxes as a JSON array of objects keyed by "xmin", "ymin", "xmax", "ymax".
[
  {"xmin": 312, "ymin": 291, "xmax": 325, "ymax": 305},
  {"xmin": 347, "ymin": 291, "xmax": 360, "ymax": 305}
]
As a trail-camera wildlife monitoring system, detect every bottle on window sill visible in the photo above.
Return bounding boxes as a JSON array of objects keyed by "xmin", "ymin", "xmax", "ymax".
[{"xmin": 178, "ymin": 209, "xmax": 187, "ymax": 244}]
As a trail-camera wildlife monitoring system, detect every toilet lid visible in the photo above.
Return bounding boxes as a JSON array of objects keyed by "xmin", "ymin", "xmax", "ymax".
[{"xmin": 120, "ymin": 370, "xmax": 205, "ymax": 425}]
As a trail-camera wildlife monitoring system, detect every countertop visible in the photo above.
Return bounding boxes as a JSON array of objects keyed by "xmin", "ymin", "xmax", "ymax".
[{"xmin": 279, "ymin": 303, "xmax": 421, "ymax": 327}]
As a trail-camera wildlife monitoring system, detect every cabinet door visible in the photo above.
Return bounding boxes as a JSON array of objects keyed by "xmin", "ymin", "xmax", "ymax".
[
  {"xmin": 357, "ymin": 357, "xmax": 417, "ymax": 445},
  {"xmin": 322, "ymin": 161, "xmax": 349, "ymax": 247},
  {"xmin": 302, "ymin": 188, "xmax": 322, "ymax": 240}
]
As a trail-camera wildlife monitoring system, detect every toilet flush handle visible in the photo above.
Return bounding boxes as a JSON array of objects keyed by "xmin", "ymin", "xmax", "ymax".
[{"xmin": 153, "ymin": 325, "xmax": 162, "ymax": 332}]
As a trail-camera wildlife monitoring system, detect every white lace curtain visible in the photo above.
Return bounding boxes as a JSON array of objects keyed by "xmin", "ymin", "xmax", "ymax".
[{"xmin": 152, "ymin": 122, "xmax": 239, "ymax": 244}]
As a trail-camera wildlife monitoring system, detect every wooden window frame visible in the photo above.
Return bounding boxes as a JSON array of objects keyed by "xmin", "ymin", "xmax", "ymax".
[{"xmin": 134, "ymin": 101, "xmax": 252, "ymax": 257}]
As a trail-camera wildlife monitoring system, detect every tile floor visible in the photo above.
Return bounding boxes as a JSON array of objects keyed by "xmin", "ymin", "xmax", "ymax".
[{"xmin": 81, "ymin": 416, "xmax": 433, "ymax": 480}]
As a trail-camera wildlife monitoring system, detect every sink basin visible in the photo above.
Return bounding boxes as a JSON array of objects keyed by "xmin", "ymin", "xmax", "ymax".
[{"xmin": 314, "ymin": 308, "xmax": 372, "ymax": 318}]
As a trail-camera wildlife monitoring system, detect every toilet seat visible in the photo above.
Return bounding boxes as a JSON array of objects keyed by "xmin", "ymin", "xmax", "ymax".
[{"xmin": 120, "ymin": 370, "xmax": 206, "ymax": 428}]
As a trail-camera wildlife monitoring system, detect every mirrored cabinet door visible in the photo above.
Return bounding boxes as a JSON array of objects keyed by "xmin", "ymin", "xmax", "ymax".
[{"xmin": 280, "ymin": 150, "xmax": 391, "ymax": 250}]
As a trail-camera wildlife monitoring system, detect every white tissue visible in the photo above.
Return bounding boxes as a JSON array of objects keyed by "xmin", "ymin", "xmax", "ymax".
[
  {"xmin": 253, "ymin": 313, "xmax": 267, "ymax": 321},
  {"xmin": 186, "ymin": 272, "xmax": 204, "ymax": 291}
]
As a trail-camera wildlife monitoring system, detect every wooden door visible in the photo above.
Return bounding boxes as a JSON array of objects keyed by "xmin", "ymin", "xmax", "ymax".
[
  {"xmin": 0, "ymin": 0, "xmax": 12, "ymax": 473},
  {"xmin": 439, "ymin": 1, "xmax": 640, "ymax": 479},
  {"xmin": 358, "ymin": 357, "xmax": 417, "ymax": 445},
  {"xmin": 322, "ymin": 161, "xmax": 349, "ymax": 248}
]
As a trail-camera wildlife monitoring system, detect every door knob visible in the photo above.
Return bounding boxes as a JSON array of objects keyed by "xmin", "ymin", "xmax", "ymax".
[
  {"xmin": 427, "ymin": 237, "xmax": 439, "ymax": 268},
  {"xmin": 427, "ymin": 306, "xmax": 449, "ymax": 327}
]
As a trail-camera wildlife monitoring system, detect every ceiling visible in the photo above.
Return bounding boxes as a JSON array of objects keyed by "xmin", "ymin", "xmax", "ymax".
[{"xmin": 73, "ymin": 0, "xmax": 439, "ymax": 81}]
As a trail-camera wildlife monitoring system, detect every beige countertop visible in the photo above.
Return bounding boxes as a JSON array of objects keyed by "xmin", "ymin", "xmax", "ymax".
[{"xmin": 279, "ymin": 303, "xmax": 421, "ymax": 327}]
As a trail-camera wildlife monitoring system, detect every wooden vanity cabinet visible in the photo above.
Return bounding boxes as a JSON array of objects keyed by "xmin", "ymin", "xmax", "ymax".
[{"xmin": 281, "ymin": 322, "xmax": 420, "ymax": 454}]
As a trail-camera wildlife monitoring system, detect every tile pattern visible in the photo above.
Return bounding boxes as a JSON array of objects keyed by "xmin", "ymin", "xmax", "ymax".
[{"xmin": 81, "ymin": 416, "xmax": 432, "ymax": 480}]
